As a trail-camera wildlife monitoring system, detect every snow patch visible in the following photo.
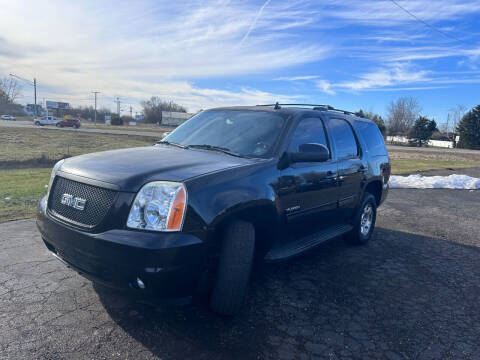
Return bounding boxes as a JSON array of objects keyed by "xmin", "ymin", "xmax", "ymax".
[{"xmin": 389, "ymin": 174, "xmax": 480, "ymax": 190}]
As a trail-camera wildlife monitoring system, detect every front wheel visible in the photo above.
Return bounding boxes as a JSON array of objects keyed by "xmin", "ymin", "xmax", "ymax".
[
  {"xmin": 34, "ymin": 121, "xmax": 40, "ymax": 126},
  {"xmin": 56, "ymin": 123, "xmax": 62, "ymax": 127},
  {"xmin": 344, "ymin": 192, "xmax": 377, "ymax": 245},
  {"xmin": 210, "ymin": 220, "xmax": 255, "ymax": 316}
]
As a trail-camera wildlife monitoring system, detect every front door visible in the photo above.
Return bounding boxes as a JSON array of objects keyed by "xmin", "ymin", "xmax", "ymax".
[{"xmin": 275, "ymin": 117, "xmax": 339, "ymax": 239}]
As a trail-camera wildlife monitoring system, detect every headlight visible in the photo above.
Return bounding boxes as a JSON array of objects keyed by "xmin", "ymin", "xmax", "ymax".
[
  {"xmin": 46, "ymin": 159, "xmax": 65, "ymax": 198},
  {"xmin": 127, "ymin": 181, "xmax": 187, "ymax": 232}
]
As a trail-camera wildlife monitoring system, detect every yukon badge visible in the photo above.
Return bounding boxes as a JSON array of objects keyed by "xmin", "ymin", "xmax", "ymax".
[{"xmin": 60, "ymin": 193, "xmax": 86, "ymax": 211}]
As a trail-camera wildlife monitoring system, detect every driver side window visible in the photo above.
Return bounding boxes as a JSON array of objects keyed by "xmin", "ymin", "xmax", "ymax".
[{"xmin": 288, "ymin": 117, "xmax": 329, "ymax": 156}]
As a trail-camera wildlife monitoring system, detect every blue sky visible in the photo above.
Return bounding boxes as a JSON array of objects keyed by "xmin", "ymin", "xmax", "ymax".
[{"xmin": 1, "ymin": 0, "xmax": 479, "ymax": 124}]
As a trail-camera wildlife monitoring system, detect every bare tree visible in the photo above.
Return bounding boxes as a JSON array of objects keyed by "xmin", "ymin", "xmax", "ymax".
[
  {"xmin": 386, "ymin": 97, "xmax": 421, "ymax": 135},
  {"xmin": 141, "ymin": 97, "xmax": 187, "ymax": 124},
  {"xmin": 447, "ymin": 105, "xmax": 467, "ymax": 134},
  {"xmin": 0, "ymin": 76, "xmax": 22, "ymax": 104}
]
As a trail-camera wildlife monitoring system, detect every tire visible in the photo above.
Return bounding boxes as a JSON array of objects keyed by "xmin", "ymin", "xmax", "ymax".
[
  {"xmin": 210, "ymin": 220, "xmax": 255, "ymax": 316},
  {"xmin": 74, "ymin": 124, "xmax": 79, "ymax": 129},
  {"xmin": 34, "ymin": 121, "xmax": 40, "ymax": 126},
  {"xmin": 56, "ymin": 123, "xmax": 62, "ymax": 127},
  {"xmin": 344, "ymin": 192, "xmax": 377, "ymax": 245}
]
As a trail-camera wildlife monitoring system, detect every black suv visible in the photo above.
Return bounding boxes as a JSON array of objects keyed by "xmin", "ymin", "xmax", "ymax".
[{"xmin": 37, "ymin": 104, "xmax": 390, "ymax": 315}]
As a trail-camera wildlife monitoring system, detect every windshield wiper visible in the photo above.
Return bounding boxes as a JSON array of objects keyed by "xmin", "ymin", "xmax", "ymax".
[
  {"xmin": 156, "ymin": 140, "xmax": 187, "ymax": 149},
  {"xmin": 187, "ymin": 144, "xmax": 244, "ymax": 157}
]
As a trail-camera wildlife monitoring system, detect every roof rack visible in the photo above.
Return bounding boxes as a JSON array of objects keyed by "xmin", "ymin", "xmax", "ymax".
[{"xmin": 256, "ymin": 103, "xmax": 356, "ymax": 115}]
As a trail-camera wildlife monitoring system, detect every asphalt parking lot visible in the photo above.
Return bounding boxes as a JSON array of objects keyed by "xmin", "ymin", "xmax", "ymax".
[{"xmin": 1, "ymin": 188, "xmax": 480, "ymax": 359}]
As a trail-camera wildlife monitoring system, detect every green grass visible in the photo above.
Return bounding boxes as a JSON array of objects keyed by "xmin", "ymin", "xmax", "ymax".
[
  {"xmin": 0, "ymin": 168, "xmax": 51, "ymax": 222},
  {"xmin": 0, "ymin": 127, "xmax": 158, "ymax": 223},
  {"xmin": 391, "ymin": 159, "xmax": 480, "ymax": 175}
]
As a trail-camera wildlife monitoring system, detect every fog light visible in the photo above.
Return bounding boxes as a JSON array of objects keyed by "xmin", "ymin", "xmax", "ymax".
[{"xmin": 136, "ymin": 277, "xmax": 145, "ymax": 289}]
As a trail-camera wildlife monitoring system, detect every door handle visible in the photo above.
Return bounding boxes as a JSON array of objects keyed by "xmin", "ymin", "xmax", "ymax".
[{"xmin": 326, "ymin": 170, "xmax": 337, "ymax": 179}]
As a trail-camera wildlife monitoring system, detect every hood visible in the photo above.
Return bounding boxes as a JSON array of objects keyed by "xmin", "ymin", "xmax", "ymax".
[{"xmin": 58, "ymin": 145, "xmax": 255, "ymax": 192}]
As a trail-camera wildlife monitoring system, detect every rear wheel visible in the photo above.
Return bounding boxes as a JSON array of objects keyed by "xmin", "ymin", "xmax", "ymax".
[
  {"xmin": 344, "ymin": 192, "xmax": 377, "ymax": 245},
  {"xmin": 210, "ymin": 220, "xmax": 255, "ymax": 316},
  {"xmin": 34, "ymin": 121, "xmax": 40, "ymax": 126}
]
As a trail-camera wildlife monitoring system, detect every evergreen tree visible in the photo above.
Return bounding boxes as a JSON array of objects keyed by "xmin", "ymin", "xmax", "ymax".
[
  {"xmin": 408, "ymin": 116, "xmax": 437, "ymax": 147},
  {"xmin": 355, "ymin": 109, "xmax": 386, "ymax": 136},
  {"xmin": 457, "ymin": 105, "xmax": 480, "ymax": 149}
]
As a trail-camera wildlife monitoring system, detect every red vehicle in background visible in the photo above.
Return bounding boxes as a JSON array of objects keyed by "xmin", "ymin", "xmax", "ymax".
[{"xmin": 56, "ymin": 118, "xmax": 81, "ymax": 128}]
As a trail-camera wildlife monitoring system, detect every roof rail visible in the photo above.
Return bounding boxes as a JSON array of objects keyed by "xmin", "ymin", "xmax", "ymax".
[{"xmin": 255, "ymin": 103, "xmax": 357, "ymax": 115}]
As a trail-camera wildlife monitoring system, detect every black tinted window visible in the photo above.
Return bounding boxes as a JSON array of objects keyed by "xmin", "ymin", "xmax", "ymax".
[
  {"xmin": 354, "ymin": 121, "xmax": 387, "ymax": 155},
  {"xmin": 288, "ymin": 117, "xmax": 328, "ymax": 153},
  {"xmin": 164, "ymin": 110, "xmax": 286, "ymax": 157},
  {"xmin": 328, "ymin": 118, "xmax": 358, "ymax": 159}
]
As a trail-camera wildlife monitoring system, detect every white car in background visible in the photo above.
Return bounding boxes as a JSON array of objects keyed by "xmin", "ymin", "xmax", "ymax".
[
  {"xmin": 34, "ymin": 116, "xmax": 58, "ymax": 126},
  {"xmin": 1, "ymin": 114, "xmax": 16, "ymax": 120}
]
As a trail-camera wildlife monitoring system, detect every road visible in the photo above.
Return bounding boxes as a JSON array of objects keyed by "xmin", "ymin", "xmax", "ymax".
[
  {"xmin": 1, "ymin": 188, "xmax": 479, "ymax": 359},
  {"xmin": 386, "ymin": 144, "xmax": 480, "ymax": 155},
  {"xmin": 0, "ymin": 120, "xmax": 165, "ymax": 138}
]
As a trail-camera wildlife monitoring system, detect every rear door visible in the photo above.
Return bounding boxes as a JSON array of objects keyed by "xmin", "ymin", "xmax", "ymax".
[{"xmin": 326, "ymin": 117, "xmax": 365, "ymax": 219}]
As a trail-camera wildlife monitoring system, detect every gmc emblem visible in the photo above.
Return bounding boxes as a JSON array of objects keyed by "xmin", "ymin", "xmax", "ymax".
[{"xmin": 60, "ymin": 193, "xmax": 86, "ymax": 211}]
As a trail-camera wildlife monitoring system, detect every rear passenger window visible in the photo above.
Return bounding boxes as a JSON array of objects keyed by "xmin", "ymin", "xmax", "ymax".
[
  {"xmin": 328, "ymin": 118, "xmax": 358, "ymax": 160},
  {"xmin": 354, "ymin": 121, "xmax": 387, "ymax": 156},
  {"xmin": 288, "ymin": 117, "xmax": 329, "ymax": 154}
]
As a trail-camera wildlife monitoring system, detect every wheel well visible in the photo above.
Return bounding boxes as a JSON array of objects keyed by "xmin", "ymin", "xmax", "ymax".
[
  {"xmin": 364, "ymin": 180, "xmax": 382, "ymax": 206},
  {"xmin": 212, "ymin": 205, "xmax": 279, "ymax": 258}
]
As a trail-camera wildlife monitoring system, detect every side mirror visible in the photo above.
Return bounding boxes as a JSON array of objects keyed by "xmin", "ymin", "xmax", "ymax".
[{"xmin": 289, "ymin": 143, "xmax": 330, "ymax": 163}]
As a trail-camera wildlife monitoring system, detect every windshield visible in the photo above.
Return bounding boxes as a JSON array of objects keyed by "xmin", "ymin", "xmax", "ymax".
[{"xmin": 163, "ymin": 110, "xmax": 287, "ymax": 157}]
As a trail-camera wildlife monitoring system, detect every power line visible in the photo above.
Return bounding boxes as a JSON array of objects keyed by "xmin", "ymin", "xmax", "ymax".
[
  {"xmin": 10, "ymin": 73, "xmax": 38, "ymax": 116},
  {"xmin": 388, "ymin": 0, "xmax": 472, "ymax": 46}
]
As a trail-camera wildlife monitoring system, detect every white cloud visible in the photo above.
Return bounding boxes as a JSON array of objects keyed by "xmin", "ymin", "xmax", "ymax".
[
  {"xmin": 337, "ymin": 63, "xmax": 430, "ymax": 91},
  {"xmin": 273, "ymin": 75, "xmax": 320, "ymax": 81},
  {"xmin": 315, "ymin": 80, "xmax": 335, "ymax": 95},
  {"xmin": 1, "ymin": 0, "xmax": 480, "ymax": 112},
  {"xmin": 0, "ymin": 0, "xmax": 324, "ymax": 111}
]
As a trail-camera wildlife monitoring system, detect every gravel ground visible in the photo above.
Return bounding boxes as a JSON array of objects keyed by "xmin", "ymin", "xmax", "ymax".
[{"xmin": 1, "ymin": 188, "xmax": 480, "ymax": 359}]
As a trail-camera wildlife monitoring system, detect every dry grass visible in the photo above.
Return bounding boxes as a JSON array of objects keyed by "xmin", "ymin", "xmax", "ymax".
[
  {"xmin": 389, "ymin": 148, "xmax": 480, "ymax": 174},
  {"xmin": 0, "ymin": 127, "xmax": 156, "ymax": 166},
  {"xmin": 81, "ymin": 121, "xmax": 172, "ymax": 134}
]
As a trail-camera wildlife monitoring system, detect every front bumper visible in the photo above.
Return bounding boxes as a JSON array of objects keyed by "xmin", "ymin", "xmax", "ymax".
[{"xmin": 36, "ymin": 197, "xmax": 207, "ymax": 298}]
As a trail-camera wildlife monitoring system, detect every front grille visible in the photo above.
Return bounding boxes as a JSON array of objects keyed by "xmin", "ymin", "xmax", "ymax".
[{"xmin": 48, "ymin": 176, "xmax": 117, "ymax": 228}]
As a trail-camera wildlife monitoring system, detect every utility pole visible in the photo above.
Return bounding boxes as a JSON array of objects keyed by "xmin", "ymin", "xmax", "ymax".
[
  {"xmin": 33, "ymin": 78, "xmax": 37, "ymax": 116},
  {"xmin": 115, "ymin": 97, "xmax": 121, "ymax": 118},
  {"xmin": 9, "ymin": 73, "xmax": 37, "ymax": 116},
  {"xmin": 92, "ymin": 91, "xmax": 100, "ymax": 125},
  {"xmin": 129, "ymin": 106, "xmax": 133, "ymax": 118}
]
